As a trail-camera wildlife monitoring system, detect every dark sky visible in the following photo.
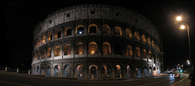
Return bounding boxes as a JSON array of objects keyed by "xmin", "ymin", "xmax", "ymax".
[{"xmin": 2, "ymin": 0, "xmax": 195, "ymax": 70}]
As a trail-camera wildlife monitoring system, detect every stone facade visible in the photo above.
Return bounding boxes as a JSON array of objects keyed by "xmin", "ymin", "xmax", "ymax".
[{"xmin": 32, "ymin": 4, "xmax": 163, "ymax": 80}]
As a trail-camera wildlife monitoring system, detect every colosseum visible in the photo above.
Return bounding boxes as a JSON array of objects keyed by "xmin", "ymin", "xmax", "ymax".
[{"xmin": 32, "ymin": 4, "xmax": 164, "ymax": 80}]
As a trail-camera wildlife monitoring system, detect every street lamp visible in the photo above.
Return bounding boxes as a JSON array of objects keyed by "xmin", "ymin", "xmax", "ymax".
[
  {"xmin": 175, "ymin": 16, "xmax": 192, "ymax": 73},
  {"xmin": 180, "ymin": 25, "xmax": 185, "ymax": 30},
  {"xmin": 176, "ymin": 16, "xmax": 182, "ymax": 21}
]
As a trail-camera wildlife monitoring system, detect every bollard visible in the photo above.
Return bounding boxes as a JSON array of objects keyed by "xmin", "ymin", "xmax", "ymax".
[
  {"xmin": 17, "ymin": 68, "xmax": 19, "ymax": 73},
  {"xmin": 5, "ymin": 66, "xmax": 7, "ymax": 72},
  {"xmin": 28, "ymin": 70, "xmax": 31, "ymax": 75}
]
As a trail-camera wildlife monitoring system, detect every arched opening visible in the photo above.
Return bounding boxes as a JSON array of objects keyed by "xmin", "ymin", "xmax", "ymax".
[
  {"xmin": 152, "ymin": 40, "xmax": 155, "ymax": 47},
  {"xmin": 149, "ymin": 66, "xmax": 152, "ymax": 77},
  {"xmin": 114, "ymin": 44, "xmax": 122, "ymax": 55},
  {"xmin": 76, "ymin": 25, "xmax": 84, "ymax": 34},
  {"xmin": 143, "ymin": 66, "xmax": 148, "ymax": 77},
  {"xmin": 46, "ymin": 66, "xmax": 51, "ymax": 77},
  {"xmin": 48, "ymin": 33, "xmax": 52, "ymax": 42},
  {"xmin": 88, "ymin": 24, "xmax": 98, "ymax": 33},
  {"xmin": 33, "ymin": 67, "xmax": 36, "ymax": 74},
  {"xmin": 125, "ymin": 28, "xmax": 132, "ymax": 38},
  {"xmin": 115, "ymin": 65, "xmax": 122, "ymax": 78},
  {"xmin": 114, "ymin": 26, "xmax": 122, "ymax": 36},
  {"xmin": 127, "ymin": 65, "xmax": 133, "ymax": 79},
  {"xmin": 41, "ymin": 50, "xmax": 45, "ymax": 59},
  {"xmin": 54, "ymin": 46, "xmax": 60, "ymax": 56},
  {"xmin": 75, "ymin": 65, "xmax": 85, "ymax": 79},
  {"xmin": 55, "ymin": 31, "xmax": 61, "ymax": 39},
  {"xmin": 64, "ymin": 44, "xmax": 71, "ymax": 55},
  {"xmin": 41, "ymin": 67, "xmax": 44, "ymax": 75},
  {"xmin": 76, "ymin": 42, "xmax": 84, "ymax": 54},
  {"xmin": 54, "ymin": 65, "xmax": 60, "ymax": 77},
  {"xmin": 101, "ymin": 65, "xmax": 111, "ymax": 79},
  {"xmin": 135, "ymin": 47, "xmax": 141, "ymax": 57},
  {"xmin": 42, "ymin": 35, "xmax": 46, "ymax": 44},
  {"xmin": 148, "ymin": 37, "xmax": 151, "ymax": 45},
  {"xmin": 89, "ymin": 64, "xmax": 98, "ymax": 79},
  {"xmin": 38, "ymin": 38, "xmax": 41, "ymax": 46},
  {"xmin": 136, "ymin": 66, "xmax": 141, "ymax": 78},
  {"xmin": 34, "ymin": 54, "xmax": 37, "ymax": 61},
  {"xmin": 134, "ymin": 32, "xmax": 140, "ymax": 40},
  {"xmin": 88, "ymin": 42, "xmax": 98, "ymax": 54},
  {"xmin": 148, "ymin": 51, "xmax": 152, "ymax": 59},
  {"xmin": 101, "ymin": 24, "xmax": 110, "ymax": 34},
  {"xmin": 64, "ymin": 65, "xmax": 71, "ymax": 77},
  {"xmin": 143, "ymin": 49, "xmax": 147, "ymax": 58},
  {"xmin": 37, "ymin": 52, "xmax": 40, "ymax": 60},
  {"xmin": 37, "ymin": 66, "xmax": 40, "ymax": 75},
  {"xmin": 47, "ymin": 48, "xmax": 51, "ymax": 58},
  {"xmin": 142, "ymin": 34, "xmax": 146, "ymax": 43},
  {"xmin": 102, "ymin": 42, "xmax": 111, "ymax": 55},
  {"xmin": 153, "ymin": 67, "xmax": 156, "ymax": 76},
  {"xmin": 126, "ymin": 45, "xmax": 133, "ymax": 56},
  {"xmin": 64, "ymin": 27, "xmax": 72, "ymax": 36}
]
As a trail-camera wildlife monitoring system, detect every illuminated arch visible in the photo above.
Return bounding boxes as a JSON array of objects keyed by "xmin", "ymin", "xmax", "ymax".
[
  {"xmin": 55, "ymin": 30, "xmax": 61, "ymax": 39},
  {"xmin": 143, "ymin": 49, "xmax": 147, "ymax": 58},
  {"xmin": 89, "ymin": 64, "xmax": 98, "ymax": 79},
  {"xmin": 88, "ymin": 24, "xmax": 98, "ymax": 33},
  {"xmin": 135, "ymin": 47, "xmax": 141, "ymax": 57},
  {"xmin": 148, "ymin": 37, "xmax": 151, "ymax": 45},
  {"xmin": 152, "ymin": 40, "xmax": 155, "ymax": 47},
  {"xmin": 114, "ymin": 26, "xmax": 122, "ymax": 36},
  {"xmin": 41, "ymin": 49, "xmax": 45, "ymax": 59},
  {"xmin": 64, "ymin": 65, "xmax": 71, "ymax": 77},
  {"xmin": 88, "ymin": 42, "xmax": 98, "ymax": 54},
  {"xmin": 47, "ymin": 33, "xmax": 52, "ymax": 42},
  {"xmin": 142, "ymin": 34, "xmax": 146, "ymax": 43},
  {"xmin": 54, "ymin": 46, "xmax": 60, "ymax": 56},
  {"xmin": 75, "ymin": 24, "xmax": 84, "ymax": 34},
  {"xmin": 42, "ymin": 35, "xmax": 46, "ymax": 44},
  {"xmin": 47, "ymin": 48, "xmax": 51, "ymax": 58},
  {"xmin": 75, "ymin": 65, "xmax": 85, "ymax": 79},
  {"xmin": 76, "ymin": 42, "xmax": 84, "ymax": 54},
  {"xmin": 134, "ymin": 32, "xmax": 140, "ymax": 40},
  {"xmin": 125, "ymin": 28, "xmax": 132, "ymax": 38},
  {"xmin": 148, "ymin": 51, "xmax": 152, "ymax": 59},
  {"xmin": 64, "ymin": 27, "xmax": 72, "ymax": 36},
  {"xmin": 101, "ymin": 24, "xmax": 110, "ymax": 34},
  {"xmin": 102, "ymin": 42, "xmax": 111, "ymax": 55},
  {"xmin": 54, "ymin": 65, "xmax": 60, "ymax": 77},
  {"xmin": 115, "ymin": 65, "xmax": 122, "ymax": 78},
  {"xmin": 64, "ymin": 44, "xmax": 71, "ymax": 55},
  {"xmin": 126, "ymin": 45, "xmax": 133, "ymax": 56}
]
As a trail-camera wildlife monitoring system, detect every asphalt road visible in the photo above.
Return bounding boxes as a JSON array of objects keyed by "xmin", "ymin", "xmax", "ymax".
[{"xmin": 0, "ymin": 71, "xmax": 190, "ymax": 86}]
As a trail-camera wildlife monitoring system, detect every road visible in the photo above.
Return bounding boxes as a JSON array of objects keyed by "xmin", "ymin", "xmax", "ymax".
[{"xmin": 0, "ymin": 71, "xmax": 190, "ymax": 86}]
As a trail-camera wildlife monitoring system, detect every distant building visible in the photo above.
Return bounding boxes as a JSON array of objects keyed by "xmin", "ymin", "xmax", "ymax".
[{"xmin": 32, "ymin": 4, "xmax": 163, "ymax": 80}]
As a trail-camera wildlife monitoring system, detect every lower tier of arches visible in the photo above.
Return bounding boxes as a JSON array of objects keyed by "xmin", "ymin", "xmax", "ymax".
[{"xmin": 32, "ymin": 61, "xmax": 162, "ymax": 80}]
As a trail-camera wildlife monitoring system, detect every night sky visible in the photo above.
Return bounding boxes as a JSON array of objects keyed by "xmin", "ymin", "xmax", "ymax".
[{"xmin": 2, "ymin": 0, "xmax": 195, "ymax": 70}]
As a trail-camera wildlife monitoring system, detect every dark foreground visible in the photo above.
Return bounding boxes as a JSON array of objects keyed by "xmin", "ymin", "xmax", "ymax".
[{"xmin": 0, "ymin": 71, "xmax": 190, "ymax": 86}]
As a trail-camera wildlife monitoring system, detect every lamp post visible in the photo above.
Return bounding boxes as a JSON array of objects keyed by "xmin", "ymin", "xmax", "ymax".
[{"xmin": 176, "ymin": 16, "xmax": 193, "ymax": 73}]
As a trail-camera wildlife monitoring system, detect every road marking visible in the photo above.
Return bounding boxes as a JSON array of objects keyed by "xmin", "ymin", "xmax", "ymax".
[
  {"xmin": 170, "ymin": 76, "xmax": 188, "ymax": 86},
  {"xmin": 137, "ymin": 79, "xmax": 169, "ymax": 86},
  {"xmin": 0, "ymin": 79, "xmax": 34, "ymax": 86}
]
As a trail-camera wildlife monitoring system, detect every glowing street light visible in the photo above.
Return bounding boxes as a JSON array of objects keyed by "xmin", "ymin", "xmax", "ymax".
[
  {"xmin": 175, "ymin": 15, "xmax": 193, "ymax": 74},
  {"xmin": 180, "ymin": 25, "xmax": 185, "ymax": 29},
  {"xmin": 176, "ymin": 16, "xmax": 182, "ymax": 21}
]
